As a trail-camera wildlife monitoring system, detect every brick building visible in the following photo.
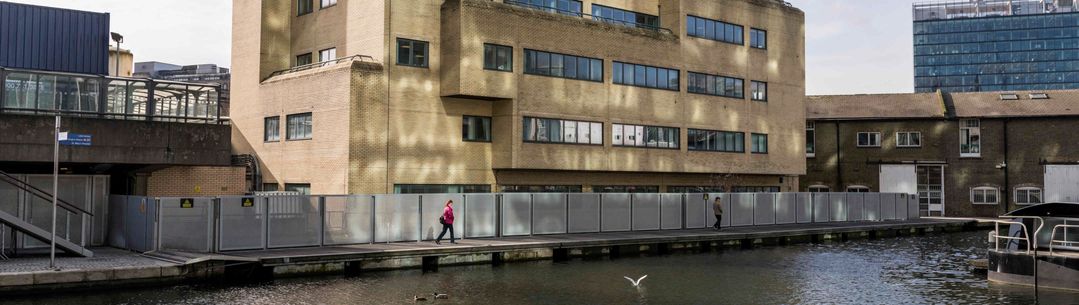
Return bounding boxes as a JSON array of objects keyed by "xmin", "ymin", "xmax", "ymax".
[
  {"xmin": 231, "ymin": 0, "xmax": 807, "ymax": 194},
  {"xmin": 803, "ymin": 89, "xmax": 1079, "ymax": 217}
]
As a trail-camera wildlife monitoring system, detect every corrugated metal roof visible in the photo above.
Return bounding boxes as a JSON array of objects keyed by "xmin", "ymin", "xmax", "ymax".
[
  {"xmin": 806, "ymin": 92, "xmax": 945, "ymax": 120},
  {"xmin": 0, "ymin": 1, "xmax": 110, "ymax": 75},
  {"xmin": 950, "ymin": 89, "xmax": 1079, "ymax": 118}
]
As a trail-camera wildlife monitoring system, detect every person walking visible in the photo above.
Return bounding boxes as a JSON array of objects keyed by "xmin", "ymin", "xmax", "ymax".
[
  {"xmin": 713, "ymin": 196, "xmax": 724, "ymax": 230},
  {"xmin": 436, "ymin": 200, "xmax": 456, "ymax": 244}
]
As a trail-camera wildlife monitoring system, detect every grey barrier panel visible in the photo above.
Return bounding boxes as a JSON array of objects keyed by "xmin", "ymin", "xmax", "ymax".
[
  {"xmin": 775, "ymin": 193, "xmax": 797, "ymax": 224},
  {"xmin": 881, "ymin": 193, "xmax": 897, "ymax": 220},
  {"xmin": 754, "ymin": 193, "xmax": 776, "ymax": 225},
  {"xmin": 684, "ymin": 193, "xmax": 709, "ymax": 229},
  {"xmin": 795, "ymin": 193, "xmax": 812, "ymax": 223},
  {"xmin": 829, "ymin": 193, "xmax": 848, "ymax": 222},
  {"xmin": 92, "ymin": 176, "xmax": 108, "ymax": 246},
  {"xmin": 896, "ymin": 193, "xmax": 909, "ymax": 220},
  {"xmin": 501, "ymin": 193, "xmax": 532, "ymax": 236},
  {"xmin": 846, "ymin": 193, "xmax": 864, "ymax": 222},
  {"xmin": 158, "ymin": 197, "xmax": 212, "ymax": 252},
  {"xmin": 731, "ymin": 193, "xmax": 755, "ymax": 226},
  {"xmin": 532, "ymin": 193, "xmax": 568, "ymax": 235},
  {"xmin": 601, "ymin": 193, "xmax": 632, "ymax": 232},
  {"xmin": 323, "ymin": 195, "xmax": 373, "ymax": 245},
  {"xmin": 464, "ymin": 194, "xmax": 497, "ymax": 238},
  {"xmin": 130, "ymin": 196, "xmax": 155, "ymax": 252},
  {"xmin": 267, "ymin": 196, "xmax": 321, "ymax": 248},
  {"xmin": 106, "ymin": 195, "xmax": 126, "ymax": 249},
  {"xmin": 374, "ymin": 195, "xmax": 419, "ymax": 242},
  {"xmin": 660, "ymin": 194, "xmax": 683, "ymax": 230},
  {"xmin": 714, "ymin": 193, "xmax": 732, "ymax": 228},
  {"xmin": 632, "ymin": 193, "xmax": 661, "ymax": 231},
  {"xmin": 219, "ymin": 196, "xmax": 265, "ymax": 251},
  {"xmin": 812, "ymin": 193, "xmax": 829, "ymax": 222},
  {"xmin": 908, "ymin": 194, "xmax": 920, "ymax": 219},
  {"xmin": 864, "ymin": 193, "xmax": 881, "ymax": 221},
  {"xmin": 420, "ymin": 194, "xmax": 464, "ymax": 241},
  {"xmin": 568, "ymin": 193, "xmax": 601, "ymax": 233}
]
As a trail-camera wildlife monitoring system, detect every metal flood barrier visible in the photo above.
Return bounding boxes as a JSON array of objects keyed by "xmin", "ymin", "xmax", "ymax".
[{"xmin": 143, "ymin": 192, "xmax": 920, "ymax": 253}]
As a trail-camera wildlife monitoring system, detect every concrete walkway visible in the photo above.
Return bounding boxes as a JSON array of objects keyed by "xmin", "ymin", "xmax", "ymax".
[{"xmin": 0, "ymin": 248, "xmax": 182, "ymax": 293}]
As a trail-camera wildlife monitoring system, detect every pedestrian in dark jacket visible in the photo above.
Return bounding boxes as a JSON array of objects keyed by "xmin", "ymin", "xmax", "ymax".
[
  {"xmin": 713, "ymin": 197, "xmax": 724, "ymax": 230},
  {"xmin": 436, "ymin": 200, "xmax": 456, "ymax": 244}
]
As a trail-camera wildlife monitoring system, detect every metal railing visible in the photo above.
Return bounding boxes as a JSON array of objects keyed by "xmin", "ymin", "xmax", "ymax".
[
  {"xmin": 502, "ymin": 0, "xmax": 675, "ymax": 35},
  {"xmin": 264, "ymin": 55, "xmax": 377, "ymax": 80},
  {"xmin": 992, "ymin": 220, "xmax": 1032, "ymax": 254},
  {"xmin": 1049, "ymin": 223, "xmax": 1079, "ymax": 255},
  {"xmin": 0, "ymin": 170, "xmax": 92, "ymax": 217}
]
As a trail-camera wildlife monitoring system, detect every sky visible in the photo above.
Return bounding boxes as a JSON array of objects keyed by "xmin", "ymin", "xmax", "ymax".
[{"xmin": 10, "ymin": 0, "xmax": 921, "ymax": 95}]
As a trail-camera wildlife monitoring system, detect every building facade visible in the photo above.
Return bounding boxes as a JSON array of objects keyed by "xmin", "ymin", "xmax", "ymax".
[
  {"xmin": 803, "ymin": 90, "xmax": 1079, "ymax": 217},
  {"xmin": 913, "ymin": 0, "xmax": 1079, "ymax": 92},
  {"xmin": 231, "ymin": 0, "xmax": 806, "ymax": 195}
]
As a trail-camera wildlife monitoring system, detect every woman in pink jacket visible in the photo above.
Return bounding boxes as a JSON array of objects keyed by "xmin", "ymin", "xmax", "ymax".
[{"xmin": 435, "ymin": 200, "xmax": 456, "ymax": 244}]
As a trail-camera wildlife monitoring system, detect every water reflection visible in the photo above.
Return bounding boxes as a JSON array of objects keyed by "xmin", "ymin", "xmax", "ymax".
[{"xmin": 5, "ymin": 231, "xmax": 1079, "ymax": 304}]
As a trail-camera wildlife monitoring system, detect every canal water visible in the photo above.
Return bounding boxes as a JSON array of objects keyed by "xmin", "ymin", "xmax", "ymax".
[{"xmin": 5, "ymin": 230, "xmax": 1079, "ymax": 304}]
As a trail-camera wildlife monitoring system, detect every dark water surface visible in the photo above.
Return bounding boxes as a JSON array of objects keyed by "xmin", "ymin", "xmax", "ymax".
[{"xmin": 5, "ymin": 231, "xmax": 1079, "ymax": 305}]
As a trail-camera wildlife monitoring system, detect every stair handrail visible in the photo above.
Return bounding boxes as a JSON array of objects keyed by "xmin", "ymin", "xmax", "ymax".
[{"xmin": 0, "ymin": 171, "xmax": 93, "ymax": 216}]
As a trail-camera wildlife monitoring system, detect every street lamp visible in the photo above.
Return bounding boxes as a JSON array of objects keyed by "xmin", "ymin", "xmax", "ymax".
[{"xmin": 110, "ymin": 32, "xmax": 124, "ymax": 76}]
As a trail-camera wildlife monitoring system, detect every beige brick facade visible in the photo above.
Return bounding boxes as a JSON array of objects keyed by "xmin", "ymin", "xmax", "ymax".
[
  {"xmin": 231, "ymin": 0, "xmax": 806, "ymax": 194},
  {"xmin": 146, "ymin": 166, "xmax": 247, "ymax": 196}
]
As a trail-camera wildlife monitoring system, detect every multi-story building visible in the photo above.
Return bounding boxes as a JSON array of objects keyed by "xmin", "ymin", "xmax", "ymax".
[
  {"xmin": 231, "ymin": 0, "xmax": 806, "ymax": 195},
  {"xmin": 134, "ymin": 62, "xmax": 232, "ymax": 115},
  {"xmin": 803, "ymin": 89, "xmax": 1079, "ymax": 217},
  {"xmin": 913, "ymin": 0, "xmax": 1079, "ymax": 92}
]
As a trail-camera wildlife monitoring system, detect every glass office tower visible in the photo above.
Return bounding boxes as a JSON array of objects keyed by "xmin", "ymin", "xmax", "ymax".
[{"xmin": 913, "ymin": 0, "xmax": 1079, "ymax": 92}]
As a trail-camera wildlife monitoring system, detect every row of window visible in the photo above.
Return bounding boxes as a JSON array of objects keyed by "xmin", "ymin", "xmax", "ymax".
[
  {"xmin": 524, "ymin": 49, "xmax": 604, "ymax": 82},
  {"xmin": 295, "ymin": 48, "xmax": 337, "ymax": 67},
  {"xmin": 854, "ymin": 131, "xmax": 923, "ymax": 148},
  {"xmin": 395, "ymin": 184, "xmax": 780, "ymax": 193},
  {"xmin": 808, "ymin": 185, "xmax": 1042, "ymax": 206},
  {"xmin": 613, "ymin": 62, "xmax": 680, "ymax": 91},
  {"xmin": 522, "ymin": 117, "xmax": 769, "ymax": 153},
  {"xmin": 805, "ymin": 119, "xmax": 982, "ymax": 158},
  {"xmin": 592, "ymin": 4, "xmax": 659, "ymax": 30},
  {"xmin": 613, "ymin": 124, "xmax": 680, "ymax": 149},
  {"xmin": 296, "ymin": 0, "xmax": 336, "ymax": 16},
  {"xmin": 264, "ymin": 113, "xmax": 312, "ymax": 142}
]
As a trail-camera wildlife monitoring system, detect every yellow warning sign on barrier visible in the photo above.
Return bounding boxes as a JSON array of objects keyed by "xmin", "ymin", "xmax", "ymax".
[
  {"xmin": 241, "ymin": 197, "xmax": 255, "ymax": 208},
  {"xmin": 180, "ymin": 198, "xmax": 194, "ymax": 208}
]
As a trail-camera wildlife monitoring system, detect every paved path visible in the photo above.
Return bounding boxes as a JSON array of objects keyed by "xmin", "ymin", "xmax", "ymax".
[{"xmin": 0, "ymin": 248, "xmax": 174, "ymax": 274}]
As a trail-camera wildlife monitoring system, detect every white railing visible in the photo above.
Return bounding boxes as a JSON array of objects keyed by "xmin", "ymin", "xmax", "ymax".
[
  {"xmin": 992, "ymin": 220, "xmax": 1032, "ymax": 254},
  {"xmin": 1049, "ymin": 223, "xmax": 1079, "ymax": 255}
]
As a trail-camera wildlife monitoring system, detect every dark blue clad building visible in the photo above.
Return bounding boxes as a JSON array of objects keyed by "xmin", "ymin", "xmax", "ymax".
[
  {"xmin": 0, "ymin": 1, "xmax": 110, "ymax": 75},
  {"xmin": 913, "ymin": 0, "xmax": 1079, "ymax": 92}
]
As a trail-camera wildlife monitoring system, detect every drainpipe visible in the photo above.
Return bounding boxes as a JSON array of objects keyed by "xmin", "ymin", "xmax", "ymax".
[
  {"xmin": 1003, "ymin": 119, "xmax": 1009, "ymax": 214},
  {"xmin": 835, "ymin": 121, "xmax": 843, "ymax": 190}
]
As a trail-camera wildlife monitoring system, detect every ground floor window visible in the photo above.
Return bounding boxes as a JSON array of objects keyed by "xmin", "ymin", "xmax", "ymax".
[
  {"xmin": 666, "ymin": 186, "xmax": 725, "ymax": 193},
  {"xmin": 262, "ymin": 183, "xmax": 279, "ymax": 192},
  {"xmin": 846, "ymin": 185, "xmax": 870, "ymax": 192},
  {"xmin": 592, "ymin": 186, "xmax": 659, "ymax": 193},
  {"xmin": 393, "ymin": 184, "xmax": 491, "ymax": 194},
  {"xmin": 500, "ymin": 185, "xmax": 582, "ymax": 193},
  {"xmin": 731, "ymin": 186, "xmax": 780, "ymax": 193},
  {"xmin": 971, "ymin": 186, "xmax": 999, "ymax": 205},
  {"xmin": 284, "ymin": 183, "xmax": 311, "ymax": 195},
  {"xmin": 1015, "ymin": 187, "xmax": 1042, "ymax": 205},
  {"xmin": 808, "ymin": 185, "xmax": 829, "ymax": 192}
]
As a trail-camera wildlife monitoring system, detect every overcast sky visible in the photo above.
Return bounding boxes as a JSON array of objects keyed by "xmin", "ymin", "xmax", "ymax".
[{"xmin": 10, "ymin": 0, "xmax": 919, "ymax": 95}]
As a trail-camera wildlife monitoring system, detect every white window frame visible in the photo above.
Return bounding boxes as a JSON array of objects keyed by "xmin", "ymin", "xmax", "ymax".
[
  {"xmin": 857, "ymin": 132, "xmax": 881, "ymax": 147},
  {"xmin": 846, "ymin": 185, "xmax": 870, "ymax": 192},
  {"xmin": 808, "ymin": 185, "xmax": 829, "ymax": 192},
  {"xmin": 320, "ymin": 0, "xmax": 337, "ymax": 9},
  {"xmin": 1014, "ymin": 187, "xmax": 1042, "ymax": 206},
  {"xmin": 896, "ymin": 131, "xmax": 922, "ymax": 148},
  {"xmin": 970, "ymin": 186, "xmax": 999, "ymax": 205},
  {"xmin": 806, "ymin": 121, "xmax": 815, "ymax": 158},
  {"xmin": 319, "ymin": 47, "xmax": 336, "ymax": 62},
  {"xmin": 960, "ymin": 119, "xmax": 981, "ymax": 158}
]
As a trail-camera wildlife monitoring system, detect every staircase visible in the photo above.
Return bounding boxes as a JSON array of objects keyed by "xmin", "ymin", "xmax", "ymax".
[{"xmin": 0, "ymin": 171, "xmax": 94, "ymax": 257}]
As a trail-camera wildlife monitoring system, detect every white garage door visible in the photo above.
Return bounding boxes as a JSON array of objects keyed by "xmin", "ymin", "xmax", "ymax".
[
  {"xmin": 1045, "ymin": 165, "xmax": 1079, "ymax": 203},
  {"xmin": 880, "ymin": 165, "xmax": 917, "ymax": 194}
]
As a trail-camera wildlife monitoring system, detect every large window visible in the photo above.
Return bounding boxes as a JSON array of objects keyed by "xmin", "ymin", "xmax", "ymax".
[
  {"xmin": 806, "ymin": 121, "xmax": 816, "ymax": 157},
  {"xmin": 1015, "ymin": 187, "xmax": 1042, "ymax": 205},
  {"xmin": 396, "ymin": 38, "xmax": 429, "ymax": 67},
  {"xmin": 463, "ymin": 116, "xmax": 492, "ymax": 142},
  {"xmin": 264, "ymin": 116, "xmax": 280, "ymax": 142},
  {"xmin": 484, "ymin": 44, "xmax": 513, "ymax": 72},
  {"xmin": 846, "ymin": 185, "xmax": 870, "ymax": 193},
  {"xmin": 262, "ymin": 183, "xmax": 280, "ymax": 192},
  {"xmin": 318, "ymin": 48, "xmax": 336, "ymax": 62},
  {"xmin": 686, "ymin": 15, "xmax": 744, "ymax": 45},
  {"xmin": 501, "ymin": 185, "xmax": 583, "ymax": 193},
  {"xmin": 896, "ymin": 132, "xmax": 922, "ymax": 148},
  {"xmin": 687, "ymin": 72, "xmax": 744, "ymax": 99},
  {"xmin": 593, "ymin": 186, "xmax": 660, "ymax": 193},
  {"xmin": 751, "ymin": 133, "xmax": 768, "ymax": 154},
  {"xmin": 394, "ymin": 184, "xmax": 491, "ymax": 194},
  {"xmin": 971, "ymin": 186, "xmax": 999, "ymax": 205},
  {"xmin": 613, "ymin": 62, "xmax": 679, "ymax": 91},
  {"xmin": 286, "ymin": 113, "xmax": 312, "ymax": 140},
  {"xmin": 592, "ymin": 4, "xmax": 659, "ymax": 30},
  {"xmin": 509, "ymin": 0, "xmax": 583, "ymax": 16},
  {"xmin": 612, "ymin": 124, "xmax": 679, "ymax": 149},
  {"xmin": 960, "ymin": 119, "xmax": 981, "ymax": 157},
  {"xmin": 320, "ymin": 0, "xmax": 336, "ymax": 8},
  {"xmin": 296, "ymin": 53, "xmax": 313, "ymax": 67},
  {"xmin": 284, "ymin": 183, "xmax": 311, "ymax": 195},
  {"xmin": 750, "ymin": 28, "xmax": 767, "ymax": 49},
  {"xmin": 808, "ymin": 185, "xmax": 830, "ymax": 192},
  {"xmin": 297, "ymin": 0, "xmax": 313, "ymax": 16},
  {"xmin": 523, "ymin": 117, "xmax": 603, "ymax": 145},
  {"xmin": 688, "ymin": 129, "xmax": 744, "ymax": 153},
  {"xmin": 857, "ymin": 132, "xmax": 881, "ymax": 147},
  {"xmin": 524, "ymin": 49, "xmax": 603, "ymax": 82},
  {"xmin": 751, "ymin": 81, "xmax": 767, "ymax": 101},
  {"xmin": 732, "ymin": 186, "xmax": 779, "ymax": 193}
]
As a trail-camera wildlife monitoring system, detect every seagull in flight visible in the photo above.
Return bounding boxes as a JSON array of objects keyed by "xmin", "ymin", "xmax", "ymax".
[{"xmin": 624, "ymin": 275, "xmax": 648, "ymax": 287}]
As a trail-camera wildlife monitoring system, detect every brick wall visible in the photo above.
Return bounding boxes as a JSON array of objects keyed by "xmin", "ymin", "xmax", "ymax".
[{"xmin": 146, "ymin": 166, "xmax": 247, "ymax": 196}]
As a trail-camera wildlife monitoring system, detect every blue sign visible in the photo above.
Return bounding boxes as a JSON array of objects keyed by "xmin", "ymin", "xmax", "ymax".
[{"xmin": 59, "ymin": 132, "xmax": 91, "ymax": 146}]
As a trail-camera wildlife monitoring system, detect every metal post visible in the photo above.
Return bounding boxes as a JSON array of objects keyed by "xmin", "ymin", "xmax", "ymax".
[
  {"xmin": 417, "ymin": 195, "xmax": 422, "ymax": 242},
  {"xmin": 370, "ymin": 195, "xmax": 376, "ymax": 244},
  {"xmin": 49, "ymin": 115, "xmax": 59, "ymax": 270},
  {"xmin": 318, "ymin": 196, "xmax": 326, "ymax": 246}
]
